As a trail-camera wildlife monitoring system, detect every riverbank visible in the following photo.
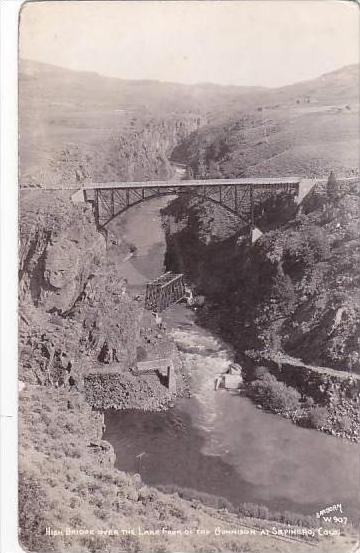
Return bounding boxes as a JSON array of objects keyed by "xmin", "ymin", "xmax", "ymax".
[
  {"xmin": 161, "ymin": 179, "xmax": 360, "ymax": 442},
  {"xmin": 25, "ymin": 384, "xmax": 338, "ymax": 553},
  {"xmin": 105, "ymin": 302, "xmax": 360, "ymax": 523}
]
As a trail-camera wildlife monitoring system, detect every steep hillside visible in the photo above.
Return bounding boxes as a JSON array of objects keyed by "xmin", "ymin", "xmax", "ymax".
[
  {"xmin": 19, "ymin": 190, "xmax": 187, "ymax": 403},
  {"xmin": 162, "ymin": 178, "xmax": 360, "ymax": 439},
  {"xmin": 163, "ymin": 179, "xmax": 360, "ymax": 373},
  {"xmin": 19, "ymin": 191, "xmax": 344, "ymax": 553},
  {"xmin": 171, "ymin": 65, "xmax": 359, "ymax": 178}
]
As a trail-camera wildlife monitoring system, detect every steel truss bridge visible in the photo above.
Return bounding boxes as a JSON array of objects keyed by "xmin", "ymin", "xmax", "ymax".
[
  {"xmin": 144, "ymin": 271, "xmax": 185, "ymax": 312},
  {"xmin": 73, "ymin": 177, "xmax": 314, "ymax": 228}
]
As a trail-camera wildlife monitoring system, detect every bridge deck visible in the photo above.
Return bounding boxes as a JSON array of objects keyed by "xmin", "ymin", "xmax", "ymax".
[
  {"xmin": 78, "ymin": 177, "xmax": 302, "ymax": 190},
  {"xmin": 149, "ymin": 271, "xmax": 184, "ymax": 288}
]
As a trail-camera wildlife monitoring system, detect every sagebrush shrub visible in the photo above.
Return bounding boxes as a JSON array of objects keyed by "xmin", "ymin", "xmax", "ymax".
[
  {"xmin": 249, "ymin": 373, "xmax": 301, "ymax": 411},
  {"xmin": 307, "ymin": 406, "xmax": 329, "ymax": 429},
  {"xmin": 336, "ymin": 414, "xmax": 352, "ymax": 433},
  {"xmin": 272, "ymin": 271, "xmax": 296, "ymax": 315},
  {"xmin": 253, "ymin": 365, "xmax": 269, "ymax": 380}
]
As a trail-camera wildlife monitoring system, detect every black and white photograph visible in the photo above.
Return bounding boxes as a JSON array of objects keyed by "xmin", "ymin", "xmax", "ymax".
[{"xmin": 13, "ymin": 0, "xmax": 360, "ymax": 551}]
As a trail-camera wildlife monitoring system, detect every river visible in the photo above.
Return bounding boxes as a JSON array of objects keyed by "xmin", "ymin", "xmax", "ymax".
[{"xmin": 104, "ymin": 197, "xmax": 360, "ymax": 519}]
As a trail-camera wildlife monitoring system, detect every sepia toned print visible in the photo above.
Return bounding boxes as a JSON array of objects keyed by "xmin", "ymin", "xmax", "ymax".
[{"xmin": 18, "ymin": 1, "xmax": 360, "ymax": 552}]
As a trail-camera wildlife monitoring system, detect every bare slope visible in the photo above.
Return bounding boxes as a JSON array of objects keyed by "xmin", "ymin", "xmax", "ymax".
[{"xmin": 171, "ymin": 65, "xmax": 359, "ymax": 178}]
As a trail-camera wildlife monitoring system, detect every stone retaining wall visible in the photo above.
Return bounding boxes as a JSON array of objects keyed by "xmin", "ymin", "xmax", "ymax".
[
  {"xmin": 84, "ymin": 370, "xmax": 175, "ymax": 411},
  {"xmin": 264, "ymin": 356, "xmax": 360, "ymax": 408}
]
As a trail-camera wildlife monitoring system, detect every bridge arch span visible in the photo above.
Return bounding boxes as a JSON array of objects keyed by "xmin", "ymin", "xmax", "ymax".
[
  {"xmin": 92, "ymin": 188, "xmax": 249, "ymax": 228},
  {"xmin": 77, "ymin": 177, "xmax": 306, "ymax": 229}
]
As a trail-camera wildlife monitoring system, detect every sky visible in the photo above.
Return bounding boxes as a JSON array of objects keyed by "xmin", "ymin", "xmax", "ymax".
[{"xmin": 19, "ymin": 0, "xmax": 359, "ymax": 87}]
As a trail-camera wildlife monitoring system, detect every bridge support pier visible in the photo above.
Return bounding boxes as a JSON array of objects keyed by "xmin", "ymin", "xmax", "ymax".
[
  {"xmin": 71, "ymin": 189, "xmax": 86, "ymax": 203},
  {"xmin": 167, "ymin": 364, "xmax": 176, "ymax": 394},
  {"xmin": 251, "ymin": 226, "xmax": 263, "ymax": 244}
]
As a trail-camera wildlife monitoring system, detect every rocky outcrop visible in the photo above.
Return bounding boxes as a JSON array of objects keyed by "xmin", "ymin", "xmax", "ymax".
[
  {"xmin": 19, "ymin": 189, "xmax": 184, "ymax": 399},
  {"xmin": 19, "ymin": 190, "xmax": 105, "ymax": 310},
  {"xmin": 162, "ymin": 181, "xmax": 360, "ymax": 374},
  {"xmin": 19, "ymin": 190, "xmax": 107, "ymax": 387},
  {"xmin": 89, "ymin": 115, "xmax": 204, "ymax": 183}
]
